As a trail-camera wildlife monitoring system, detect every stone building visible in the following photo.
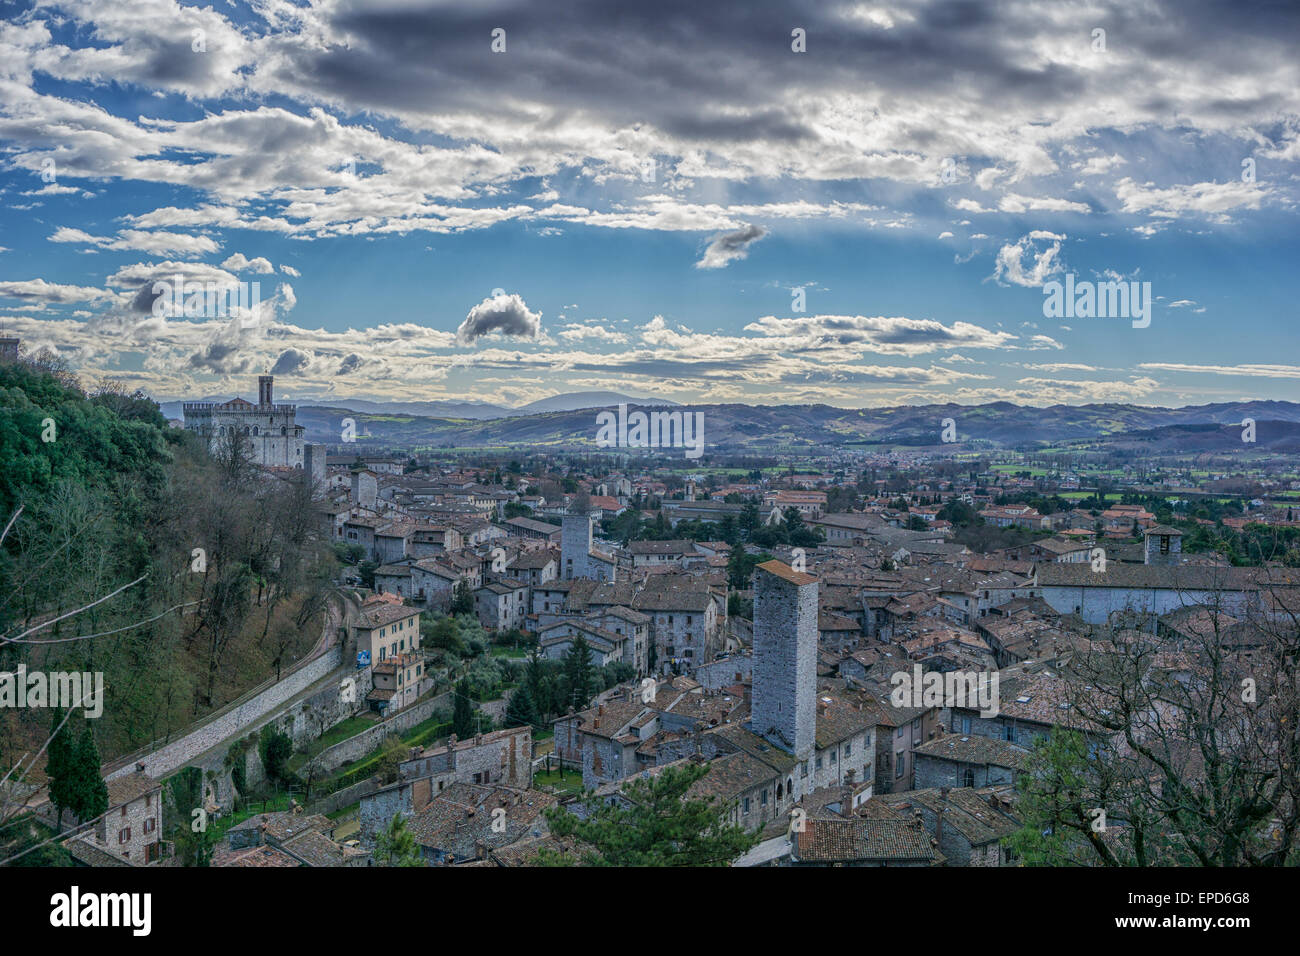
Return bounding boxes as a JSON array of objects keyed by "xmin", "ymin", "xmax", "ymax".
[
  {"xmin": 751, "ymin": 559, "xmax": 818, "ymax": 760},
  {"xmin": 182, "ymin": 374, "xmax": 306, "ymax": 468}
]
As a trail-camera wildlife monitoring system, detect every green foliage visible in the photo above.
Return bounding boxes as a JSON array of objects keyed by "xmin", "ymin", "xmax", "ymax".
[
  {"xmin": 259, "ymin": 726, "xmax": 294, "ymax": 785},
  {"xmin": 450, "ymin": 579, "xmax": 475, "ymax": 615},
  {"xmin": 452, "ymin": 679, "xmax": 476, "ymax": 738},
  {"xmin": 374, "ymin": 812, "xmax": 424, "ymax": 866},
  {"xmin": 0, "ymin": 359, "xmax": 173, "ymax": 518},
  {"xmin": 70, "ymin": 724, "xmax": 108, "ymax": 822},
  {"xmin": 727, "ymin": 547, "xmax": 773, "ymax": 590},
  {"xmin": 561, "ymin": 637, "xmax": 595, "ymax": 712},
  {"xmin": 376, "ymin": 735, "xmax": 408, "ymax": 784},
  {"xmin": 504, "ymin": 683, "xmax": 539, "ymax": 729},
  {"xmin": 44, "ymin": 709, "xmax": 76, "ymax": 827},
  {"xmin": 539, "ymin": 762, "xmax": 759, "ymax": 866},
  {"xmin": 1003, "ymin": 728, "xmax": 1101, "ymax": 866}
]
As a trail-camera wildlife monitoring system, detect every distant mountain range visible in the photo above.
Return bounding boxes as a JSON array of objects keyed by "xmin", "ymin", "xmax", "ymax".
[
  {"xmin": 265, "ymin": 398, "xmax": 1300, "ymax": 452},
  {"xmin": 158, "ymin": 390, "xmax": 676, "ymax": 421}
]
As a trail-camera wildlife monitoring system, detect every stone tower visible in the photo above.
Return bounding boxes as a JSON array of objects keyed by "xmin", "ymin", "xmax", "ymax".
[
  {"xmin": 258, "ymin": 375, "xmax": 274, "ymax": 406},
  {"xmin": 561, "ymin": 513, "xmax": 593, "ymax": 580},
  {"xmin": 751, "ymin": 559, "xmax": 818, "ymax": 758},
  {"xmin": 1144, "ymin": 525, "xmax": 1183, "ymax": 566}
]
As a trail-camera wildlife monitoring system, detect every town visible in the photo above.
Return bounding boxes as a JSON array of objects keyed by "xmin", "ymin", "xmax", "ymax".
[{"xmin": 5, "ymin": 362, "xmax": 1294, "ymax": 869}]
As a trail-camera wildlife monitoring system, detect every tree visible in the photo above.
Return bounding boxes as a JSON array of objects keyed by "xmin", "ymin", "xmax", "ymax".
[
  {"xmin": 538, "ymin": 762, "xmax": 759, "ymax": 866},
  {"xmin": 70, "ymin": 723, "xmax": 108, "ymax": 824},
  {"xmin": 1007, "ymin": 590, "xmax": 1300, "ymax": 866},
  {"xmin": 562, "ymin": 637, "xmax": 595, "ymax": 711},
  {"xmin": 374, "ymin": 812, "xmax": 424, "ymax": 866},
  {"xmin": 450, "ymin": 579, "xmax": 475, "ymax": 615},
  {"xmin": 376, "ymin": 735, "xmax": 408, "ymax": 784},
  {"xmin": 452, "ymin": 678, "xmax": 476, "ymax": 738},
  {"xmin": 259, "ymin": 727, "xmax": 294, "ymax": 785},
  {"xmin": 525, "ymin": 648, "xmax": 550, "ymax": 721},
  {"xmin": 45, "ymin": 709, "xmax": 76, "ymax": 828},
  {"xmin": 504, "ymin": 683, "xmax": 539, "ymax": 730}
]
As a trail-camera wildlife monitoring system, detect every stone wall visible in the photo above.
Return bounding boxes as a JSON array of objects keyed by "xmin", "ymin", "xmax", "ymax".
[
  {"xmin": 307, "ymin": 691, "xmax": 451, "ymax": 774},
  {"xmin": 106, "ymin": 646, "xmax": 343, "ymax": 782}
]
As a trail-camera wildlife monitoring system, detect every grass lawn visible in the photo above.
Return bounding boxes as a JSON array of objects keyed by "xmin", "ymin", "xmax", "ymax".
[
  {"xmin": 326, "ymin": 801, "xmax": 360, "ymax": 820},
  {"xmin": 208, "ymin": 791, "xmax": 295, "ymax": 842},
  {"xmin": 489, "ymin": 645, "xmax": 529, "ymax": 659},
  {"xmin": 287, "ymin": 713, "xmax": 382, "ymax": 772},
  {"xmin": 533, "ymin": 766, "xmax": 585, "ymax": 796}
]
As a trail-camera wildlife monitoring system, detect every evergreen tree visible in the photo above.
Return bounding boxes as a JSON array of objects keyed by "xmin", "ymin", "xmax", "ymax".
[
  {"xmin": 538, "ymin": 762, "xmax": 759, "ymax": 866},
  {"xmin": 562, "ymin": 636, "xmax": 595, "ymax": 711},
  {"xmin": 374, "ymin": 812, "xmax": 424, "ymax": 866},
  {"xmin": 70, "ymin": 723, "xmax": 108, "ymax": 824},
  {"xmin": 450, "ymin": 579, "xmax": 475, "ymax": 615},
  {"xmin": 504, "ymin": 683, "xmax": 539, "ymax": 729},
  {"xmin": 45, "ymin": 708, "xmax": 75, "ymax": 828},
  {"xmin": 526, "ymin": 648, "xmax": 550, "ymax": 721},
  {"xmin": 452, "ymin": 678, "xmax": 476, "ymax": 738}
]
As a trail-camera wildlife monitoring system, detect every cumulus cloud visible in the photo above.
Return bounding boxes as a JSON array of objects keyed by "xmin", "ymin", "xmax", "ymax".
[
  {"xmin": 222, "ymin": 253, "xmax": 275, "ymax": 274},
  {"xmin": 270, "ymin": 347, "xmax": 312, "ymax": 375},
  {"xmin": 695, "ymin": 224, "xmax": 768, "ymax": 269},
  {"xmin": 457, "ymin": 292, "xmax": 543, "ymax": 345},
  {"xmin": 992, "ymin": 233, "xmax": 1064, "ymax": 287}
]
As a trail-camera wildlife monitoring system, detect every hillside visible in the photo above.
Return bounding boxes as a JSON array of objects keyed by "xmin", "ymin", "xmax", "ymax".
[{"xmin": 290, "ymin": 399, "xmax": 1300, "ymax": 452}]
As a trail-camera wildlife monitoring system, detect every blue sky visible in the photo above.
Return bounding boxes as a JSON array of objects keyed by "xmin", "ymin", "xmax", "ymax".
[{"xmin": 1, "ymin": 0, "xmax": 1298, "ymax": 409}]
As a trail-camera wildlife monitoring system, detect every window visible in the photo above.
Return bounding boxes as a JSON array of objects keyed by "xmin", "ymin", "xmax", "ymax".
[
  {"xmin": 118, "ymin": 827, "xmax": 131, "ymax": 844},
  {"xmin": 964, "ymin": 769, "xmax": 976, "ymax": 788},
  {"xmin": 844, "ymin": 742, "xmax": 852, "ymax": 757},
  {"xmin": 743, "ymin": 797, "xmax": 750, "ymax": 813},
  {"xmin": 815, "ymin": 756, "xmax": 823, "ymax": 770},
  {"xmin": 960, "ymin": 715, "xmax": 972, "ymax": 734},
  {"xmin": 897, "ymin": 727, "xmax": 904, "ymax": 738},
  {"xmin": 895, "ymin": 755, "xmax": 905, "ymax": 778},
  {"xmin": 144, "ymin": 818, "xmax": 156, "ymax": 834},
  {"xmin": 760, "ymin": 790, "xmax": 768, "ymax": 806}
]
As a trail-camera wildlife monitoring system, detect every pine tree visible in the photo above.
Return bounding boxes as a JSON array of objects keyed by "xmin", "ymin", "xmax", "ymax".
[
  {"xmin": 70, "ymin": 723, "xmax": 108, "ymax": 824},
  {"xmin": 562, "ymin": 636, "xmax": 594, "ymax": 711},
  {"xmin": 452, "ymin": 678, "xmax": 475, "ymax": 738},
  {"xmin": 505, "ymin": 683, "xmax": 539, "ymax": 729},
  {"xmin": 374, "ymin": 812, "xmax": 424, "ymax": 866},
  {"xmin": 45, "ymin": 708, "xmax": 75, "ymax": 828},
  {"xmin": 526, "ymin": 648, "xmax": 549, "ymax": 721}
]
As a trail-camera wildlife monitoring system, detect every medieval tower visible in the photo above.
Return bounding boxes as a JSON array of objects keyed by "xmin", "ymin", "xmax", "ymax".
[{"xmin": 751, "ymin": 559, "xmax": 818, "ymax": 759}]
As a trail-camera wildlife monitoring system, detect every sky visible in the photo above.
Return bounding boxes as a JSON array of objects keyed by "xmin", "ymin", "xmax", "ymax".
[{"xmin": 0, "ymin": 0, "xmax": 1298, "ymax": 410}]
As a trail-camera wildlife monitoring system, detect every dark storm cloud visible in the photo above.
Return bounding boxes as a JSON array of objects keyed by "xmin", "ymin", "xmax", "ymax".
[
  {"xmin": 259, "ymin": 0, "xmax": 1298, "ymax": 164},
  {"xmin": 696, "ymin": 224, "xmax": 768, "ymax": 269},
  {"xmin": 270, "ymin": 347, "xmax": 311, "ymax": 375},
  {"xmin": 187, "ymin": 341, "xmax": 254, "ymax": 375}
]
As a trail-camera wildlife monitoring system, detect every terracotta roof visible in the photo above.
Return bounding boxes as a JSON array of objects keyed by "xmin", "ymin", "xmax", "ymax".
[
  {"xmin": 756, "ymin": 560, "xmax": 817, "ymax": 586},
  {"xmin": 792, "ymin": 817, "xmax": 940, "ymax": 863}
]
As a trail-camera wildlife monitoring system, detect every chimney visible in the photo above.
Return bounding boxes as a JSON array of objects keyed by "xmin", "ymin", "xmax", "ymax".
[{"xmin": 135, "ymin": 762, "xmax": 146, "ymax": 773}]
